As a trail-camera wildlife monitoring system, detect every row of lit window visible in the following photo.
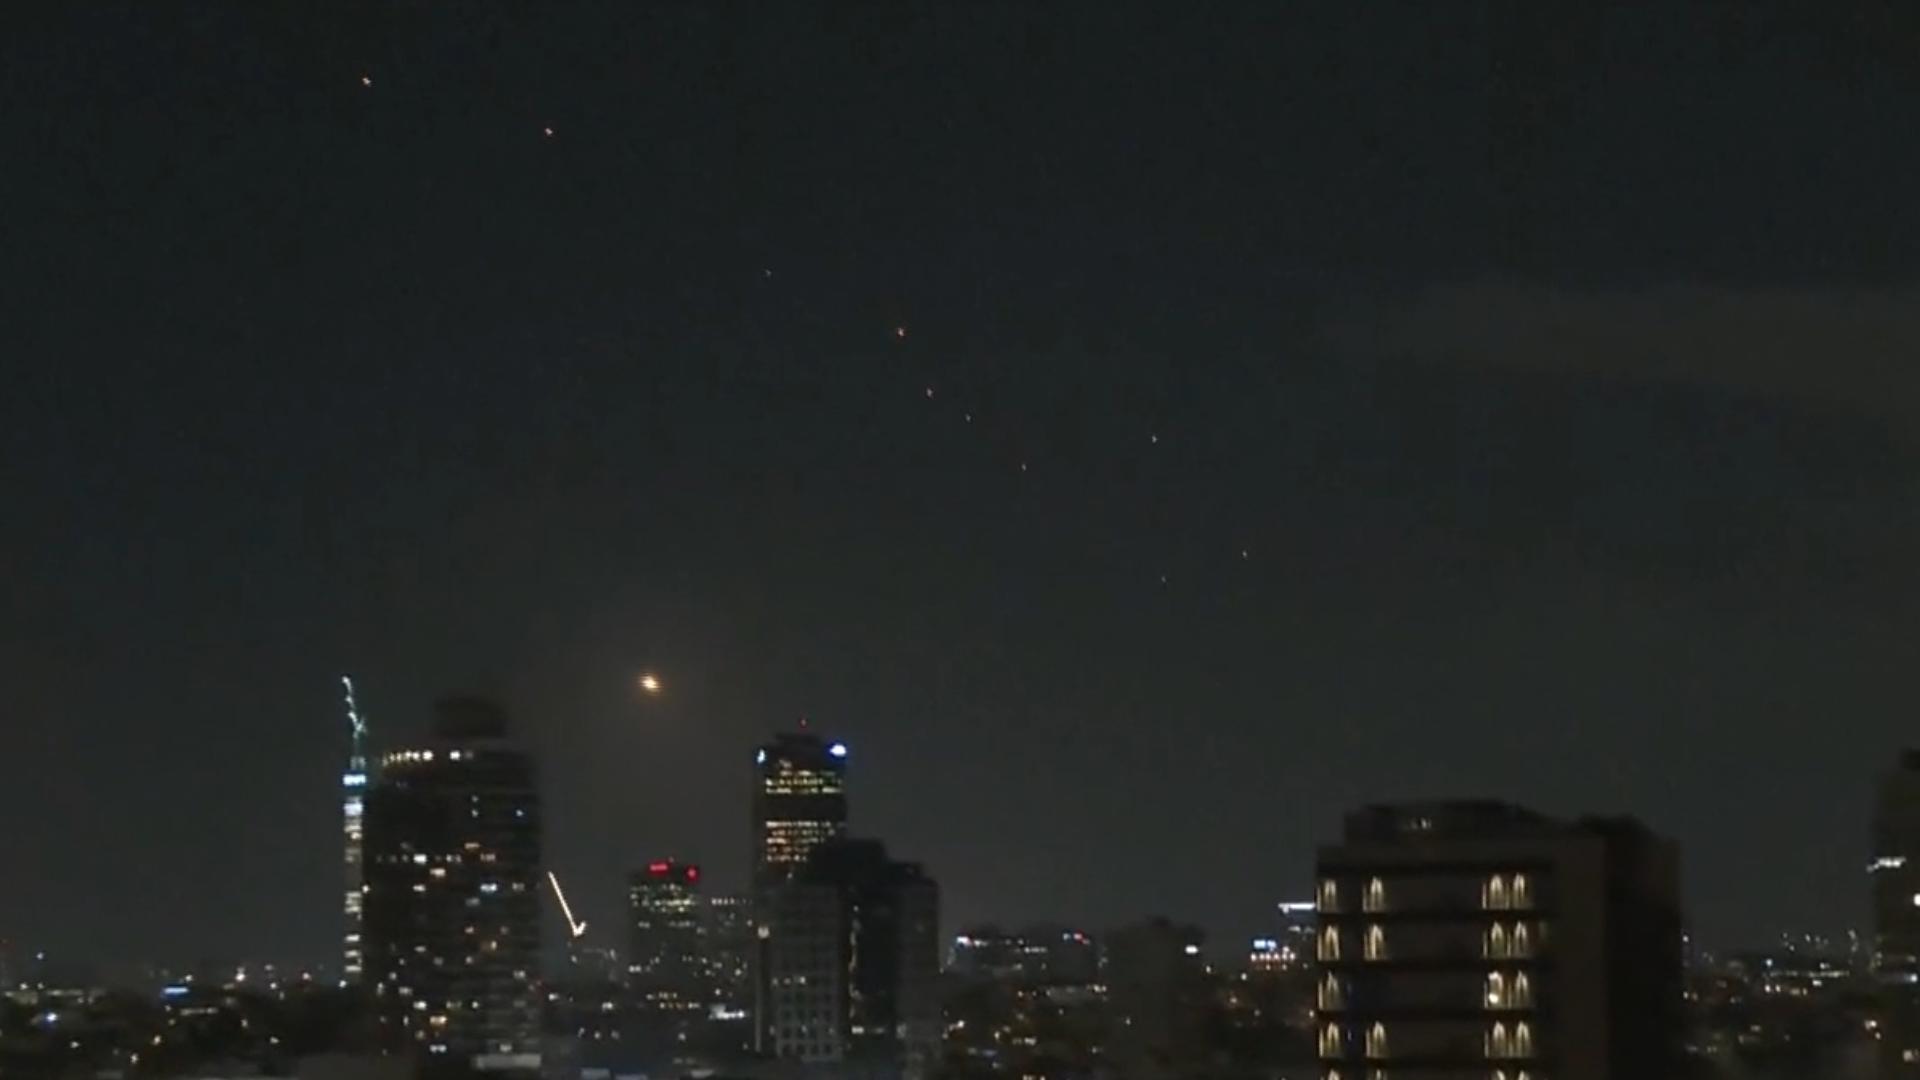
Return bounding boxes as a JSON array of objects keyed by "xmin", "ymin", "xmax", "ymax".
[
  {"xmin": 762, "ymin": 775, "xmax": 844, "ymax": 796},
  {"xmin": 1317, "ymin": 923, "xmax": 1539, "ymax": 962},
  {"xmin": 1318, "ymin": 874, "xmax": 1534, "ymax": 913},
  {"xmin": 382, "ymin": 749, "xmax": 482, "ymax": 765},
  {"xmin": 1325, "ymin": 1074, "xmax": 1538, "ymax": 1080},
  {"xmin": 1319, "ymin": 1021, "xmax": 1533, "ymax": 1060},
  {"xmin": 1315, "ymin": 971, "xmax": 1532, "ymax": 1011}
]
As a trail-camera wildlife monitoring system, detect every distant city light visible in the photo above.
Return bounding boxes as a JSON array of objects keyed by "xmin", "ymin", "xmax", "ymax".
[
  {"xmin": 829, "ymin": 742, "xmax": 848, "ymax": 759},
  {"xmin": 638, "ymin": 672, "xmax": 662, "ymax": 695},
  {"xmin": 1183, "ymin": 944, "xmax": 1200, "ymax": 956},
  {"xmin": 755, "ymin": 749, "xmax": 767, "ymax": 764}
]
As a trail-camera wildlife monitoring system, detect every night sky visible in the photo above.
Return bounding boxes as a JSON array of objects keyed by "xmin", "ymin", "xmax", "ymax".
[{"xmin": 7, "ymin": 3, "xmax": 1920, "ymax": 974}]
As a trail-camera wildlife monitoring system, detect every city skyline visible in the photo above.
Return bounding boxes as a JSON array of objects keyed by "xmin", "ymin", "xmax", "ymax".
[{"xmin": 12, "ymin": 2, "xmax": 1920, "ymax": 985}]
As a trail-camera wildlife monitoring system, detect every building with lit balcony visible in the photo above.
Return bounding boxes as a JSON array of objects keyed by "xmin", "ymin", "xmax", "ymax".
[
  {"xmin": 1313, "ymin": 801, "xmax": 1681, "ymax": 1080},
  {"xmin": 362, "ymin": 697, "xmax": 542, "ymax": 1075}
]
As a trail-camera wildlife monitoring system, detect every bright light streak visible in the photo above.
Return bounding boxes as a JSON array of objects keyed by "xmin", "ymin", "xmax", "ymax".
[
  {"xmin": 638, "ymin": 672, "xmax": 662, "ymax": 695},
  {"xmin": 547, "ymin": 871, "xmax": 588, "ymax": 938}
]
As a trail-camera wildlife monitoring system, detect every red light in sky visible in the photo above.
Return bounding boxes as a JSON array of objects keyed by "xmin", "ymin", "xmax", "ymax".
[
  {"xmin": 686, "ymin": 866, "xmax": 700, "ymax": 883},
  {"xmin": 648, "ymin": 861, "xmax": 670, "ymax": 874}
]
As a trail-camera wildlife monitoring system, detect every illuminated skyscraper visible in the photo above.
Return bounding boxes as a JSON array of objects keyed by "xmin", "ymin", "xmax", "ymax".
[
  {"xmin": 364, "ymin": 697, "xmax": 542, "ymax": 1075},
  {"xmin": 628, "ymin": 859, "xmax": 706, "ymax": 1013},
  {"xmin": 704, "ymin": 893, "xmax": 754, "ymax": 1014},
  {"xmin": 751, "ymin": 729, "xmax": 850, "ymax": 1051},
  {"xmin": 1874, "ymin": 751, "xmax": 1920, "ymax": 1077},
  {"xmin": 752, "ymin": 730, "xmax": 849, "ymax": 889},
  {"xmin": 340, "ymin": 676, "xmax": 370, "ymax": 985}
]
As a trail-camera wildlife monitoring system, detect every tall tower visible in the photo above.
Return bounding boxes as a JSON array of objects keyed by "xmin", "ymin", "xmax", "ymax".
[
  {"xmin": 364, "ymin": 697, "xmax": 543, "ymax": 1074},
  {"xmin": 340, "ymin": 675, "xmax": 370, "ymax": 985},
  {"xmin": 1874, "ymin": 752, "xmax": 1920, "ymax": 1077},
  {"xmin": 751, "ymin": 729, "xmax": 850, "ymax": 1050},
  {"xmin": 751, "ymin": 730, "xmax": 849, "ymax": 890}
]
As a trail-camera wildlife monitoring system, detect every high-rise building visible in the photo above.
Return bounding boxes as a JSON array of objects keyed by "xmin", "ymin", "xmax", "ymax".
[
  {"xmin": 1874, "ymin": 751, "xmax": 1920, "ymax": 1076},
  {"xmin": 363, "ymin": 697, "xmax": 542, "ymax": 1075},
  {"xmin": 704, "ymin": 893, "xmax": 754, "ymax": 1015},
  {"xmin": 1314, "ymin": 801, "xmax": 1682, "ymax": 1080},
  {"xmin": 751, "ymin": 729, "xmax": 850, "ymax": 1050},
  {"xmin": 765, "ymin": 838, "xmax": 940, "ymax": 1080},
  {"xmin": 628, "ymin": 859, "xmax": 706, "ymax": 1014},
  {"xmin": 340, "ymin": 676, "xmax": 370, "ymax": 985},
  {"xmin": 752, "ymin": 730, "xmax": 850, "ymax": 889}
]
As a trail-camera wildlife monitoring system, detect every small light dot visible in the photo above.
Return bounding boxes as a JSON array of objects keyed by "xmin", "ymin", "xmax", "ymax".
[
  {"xmin": 543, "ymin": 126, "xmax": 555, "ymax": 137},
  {"xmin": 963, "ymin": 412, "xmax": 973, "ymax": 423},
  {"xmin": 1019, "ymin": 462, "xmax": 1028, "ymax": 473},
  {"xmin": 1159, "ymin": 574, "xmax": 1169, "ymax": 586},
  {"xmin": 894, "ymin": 326, "xmax": 908, "ymax": 339},
  {"xmin": 1149, "ymin": 433, "xmax": 1159, "ymax": 444},
  {"xmin": 1240, "ymin": 549, "xmax": 1250, "ymax": 560},
  {"xmin": 360, "ymin": 75, "xmax": 373, "ymax": 88}
]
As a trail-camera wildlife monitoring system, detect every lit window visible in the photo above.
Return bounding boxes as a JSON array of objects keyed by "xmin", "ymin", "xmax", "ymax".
[
  {"xmin": 1318, "ymin": 973, "xmax": 1346, "ymax": 1011},
  {"xmin": 1514, "ymin": 1022, "xmax": 1533, "ymax": 1057},
  {"xmin": 1487, "ymin": 1022, "xmax": 1510, "ymax": 1058},
  {"xmin": 1512, "ymin": 972, "xmax": 1532, "ymax": 1007},
  {"xmin": 1486, "ymin": 924, "xmax": 1508, "ymax": 959},
  {"xmin": 1365, "ymin": 1022, "xmax": 1388, "ymax": 1059},
  {"xmin": 1512, "ymin": 923, "xmax": 1532, "ymax": 958},
  {"xmin": 1319, "ymin": 1022, "xmax": 1343, "ymax": 1058},
  {"xmin": 1483, "ymin": 875, "xmax": 1509, "ymax": 910},
  {"xmin": 1318, "ymin": 926, "xmax": 1342, "ymax": 962},
  {"xmin": 1511, "ymin": 874, "xmax": 1532, "ymax": 910},
  {"xmin": 1364, "ymin": 925, "xmax": 1387, "ymax": 961},
  {"xmin": 1363, "ymin": 877, "xmax": 1386, "ymax": 912},
  {"xmin": 1319, "ymin": 879, "xmax": 1340, "ymax": 912},
  {"xmin": 1485, "ymin": 972, "xmax": 1506, "ymax": 1008}
]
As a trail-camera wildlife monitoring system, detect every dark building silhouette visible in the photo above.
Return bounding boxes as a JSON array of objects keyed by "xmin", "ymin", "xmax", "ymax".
[
  {"xmin": 764, "ymin": 838, "xmax": 940, "ymax": 1080},
  {"xmin": 1875, "ymin": 752, "xmax": 1920, "ymax": 1077},
  {"xmin": 1103, "ymin": 917, "xmax": 1211, "ymax": 1079},
  {"xmin": 362, "ymin": 697, "xmax": 542, "ymax": 1075},
  {"xmin": 1314, "ymin": 801, "xmax": 1681, "ymax": 1080}
]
